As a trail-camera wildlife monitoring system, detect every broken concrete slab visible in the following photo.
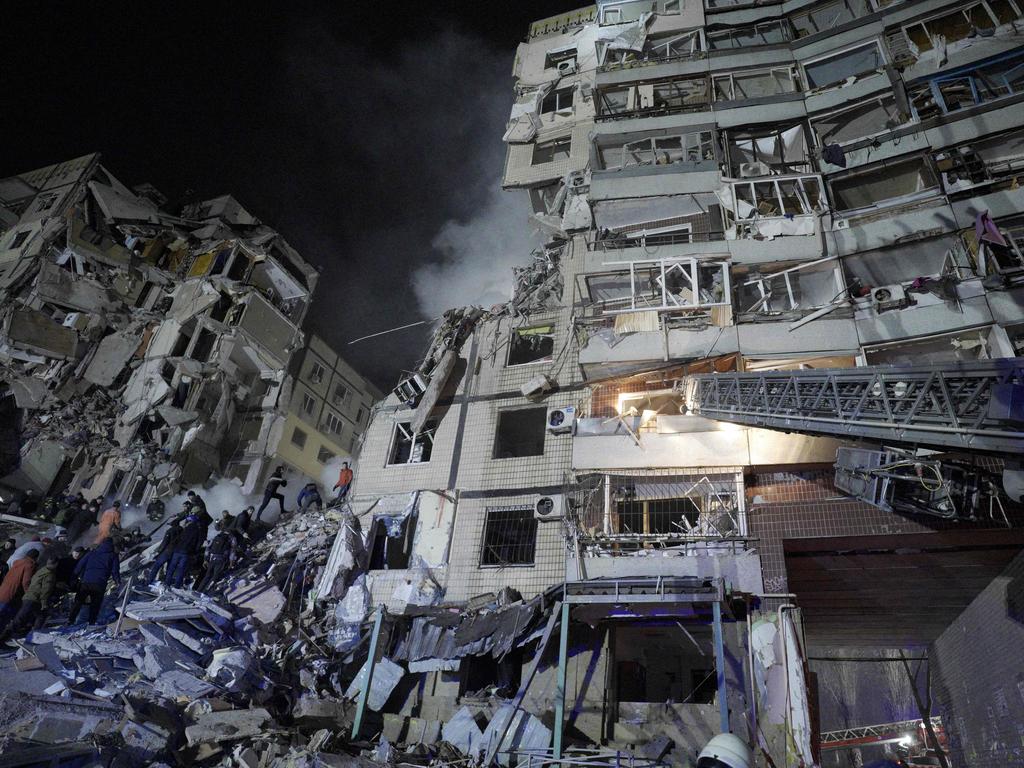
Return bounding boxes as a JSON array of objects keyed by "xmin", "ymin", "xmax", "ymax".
[
  {"xmin": 184, "ymin": 707, "xmax": 274, "ymax": 747},
  {"xmin": 344, "ymin": 657, "xmax": 403, "ymax": 712},
  {"xmin": 151, "ymin": 670, "xmax": 219, "ymax": 700},
  {"xmin": 225, "ymin": 581, "xmax": 287, "ymax": 625},
  {"xmin": 84, "ymin": 328, "xmax": 143, "ymax": 386},
  {"xmin": 294, "ymin": 695, "xmax": 354, "ymax": 730},
  {"xmin": 6, "ymin": 307, "xmax": 78, "ymax": 359},
  {"xmin": 442, "ymin": 706, "xmax": 487, "ymax": 758}
]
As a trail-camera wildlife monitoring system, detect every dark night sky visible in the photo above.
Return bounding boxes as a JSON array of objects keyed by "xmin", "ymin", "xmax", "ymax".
[{"xmin": 1, "ymin": 3, "xmax": 582, "ymax": 390}]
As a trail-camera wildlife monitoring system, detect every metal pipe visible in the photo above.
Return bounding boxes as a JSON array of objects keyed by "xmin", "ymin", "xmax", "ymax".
[{"xmin": 712, "ymin": 600, "xmax": 730, "ymax": 734}]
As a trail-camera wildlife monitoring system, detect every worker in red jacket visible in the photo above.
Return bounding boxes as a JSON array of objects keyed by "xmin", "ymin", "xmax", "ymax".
[
  {"xmin": 0, "ymin": 550, "xmax": 39, "ymax": 632},
  {"xmin": 333, "ymin": 462, "xmax": 354, "ymax": 502}
]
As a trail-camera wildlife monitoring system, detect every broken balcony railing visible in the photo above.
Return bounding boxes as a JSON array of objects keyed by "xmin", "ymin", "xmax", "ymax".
[{"xmin": 590, "ymin": 257, "xmax": 731, "ymax": 315}]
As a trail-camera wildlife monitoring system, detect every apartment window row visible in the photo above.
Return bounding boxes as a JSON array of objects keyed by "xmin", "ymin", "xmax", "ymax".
[
  {"xmin": 597, "ymin": 76, "xmax": 709, "ymax": 119},
  {"xmin": 587, "ymin": 258, "xmax": 732, "ymax": 314},
  {"xmin": 907, "ymin": 49, "xmax": 1024, "ymax": 118},
  {"xmin": 598, "ymin": 131, "xmax": 716, "ymax": 172},
  {"xmin": 903, "ymin": 0, "xmax": 1021, "ymax": 56}
]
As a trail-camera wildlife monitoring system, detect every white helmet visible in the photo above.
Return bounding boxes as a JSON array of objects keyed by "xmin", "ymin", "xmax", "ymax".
[{"xmin": 697, "ymin": 733, "xmax": 753, "ymax": 768}]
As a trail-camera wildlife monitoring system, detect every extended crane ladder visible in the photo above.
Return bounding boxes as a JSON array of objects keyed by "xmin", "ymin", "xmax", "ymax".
[{"xmin": 687, "ymin": 358, "xmax": 1024, "ymax": 455}]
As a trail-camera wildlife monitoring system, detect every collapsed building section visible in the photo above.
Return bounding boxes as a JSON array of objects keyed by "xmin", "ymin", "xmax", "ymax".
[{"xmin": 0, "ymin": 154, "xmax": 318, "ymax": 503}]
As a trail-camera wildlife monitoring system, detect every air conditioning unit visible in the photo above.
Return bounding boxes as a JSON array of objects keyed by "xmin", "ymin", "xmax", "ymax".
[
  {"xmin": 557, "ymin": 59, "xmax": 577, "ymax": 76},
  {"xmin": 521, "ymin": 374, "xmax": 555, "ymax": 398},
  {"xmin": 393, "ymin": 373, "xmax": 428, "ymax": 405},
  {"xmin": 547, "ymin": 405, "xmax": 576, "ymax": 434},
  {"xmin": 534, "ymin": 494, "xmax": 566, "ymax": 521},
  {"xmin": 871, "ymin": 284, "xmax": 910, "ymax": 313},
  {"xmin": 739, "ymin": 162, "xmax": 771, "ymax": 178}
]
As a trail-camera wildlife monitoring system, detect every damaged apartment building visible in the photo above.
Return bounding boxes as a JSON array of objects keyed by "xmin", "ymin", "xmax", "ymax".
[
  {"xmin": 327, "ymin": 1, "xmax": 1024, "ymax": 767},
  {"xmin": 0, "ymin": 153, "xmax": 319, "ymax": 505}
]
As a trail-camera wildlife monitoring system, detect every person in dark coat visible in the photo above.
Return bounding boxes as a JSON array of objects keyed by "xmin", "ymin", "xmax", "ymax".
[
  {"xmin": 164, "ymin": 514, "xmax": 204, "ymax": 588},
  {"xmin": 255, "ymin": 467, "xmax": 288, "ymax": 522},
  {"xmin": 67, "ymin": 539, "xmax": 120, "ymax": 625},
  {"xmin": 147, "ymin": 520, "xmax": 181, "ymax": 583},
  {"xmin": 186, "ymin": 491, "xmax": 207, "ymax": 515},
  {"xmin": 197, "ymin": 521, "xmax": 235, "ymax": 592},
  {"xmin": 229, "ymin": 506, "xmax": 253, "ymax": 534},
  {"xmin": 0, "ymin": 538, "xmax": 15, "ymax": 582},
  {"xmin": 55, "ymin": 547, "xmax": 84, "ymax": 593}
]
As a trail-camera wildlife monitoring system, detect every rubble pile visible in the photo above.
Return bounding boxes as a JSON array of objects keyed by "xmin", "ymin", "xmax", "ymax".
[{"xmin": 0, "ymin": 153, "xmax": 318, "ymax": 502}]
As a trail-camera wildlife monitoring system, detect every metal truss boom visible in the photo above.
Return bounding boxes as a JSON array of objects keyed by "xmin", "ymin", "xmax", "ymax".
[{"xmin": 687, "ymin": 358, "xmax": 1024, "ymax": 455}]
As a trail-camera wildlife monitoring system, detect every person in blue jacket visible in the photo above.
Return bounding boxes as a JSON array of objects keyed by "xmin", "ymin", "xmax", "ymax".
[{"xmin": 67, "ymin": 538, "xmax": 120, "ymax": 625}]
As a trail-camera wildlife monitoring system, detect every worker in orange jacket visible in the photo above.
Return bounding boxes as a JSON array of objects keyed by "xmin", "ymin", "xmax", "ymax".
[
  {"xmin": 0, "ymin": 550, "xmax": 39, "ymax": 632},
  {"xmin": 333, "ymin": 462, "xmax": 354, "ymax": 502},
  {"xmin": 95, "ymin": 500, "xmax": 122, "ymax": 544}
]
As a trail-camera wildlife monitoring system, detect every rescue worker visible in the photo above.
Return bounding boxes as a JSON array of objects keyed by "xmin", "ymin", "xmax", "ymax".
[
  {"xmin": 333, "ymin": 461, "xmax": 354, "ymax": 501},
  {"xmin": 197, "ymin": 521, "xmax": 235, "ymax": 592},
  {"xmin": 229, "ymin": 506, "xmax": 253, "ymax": 534},
  {"xmin": 297, "ymin": 481, "xmax": 323, "ymax": 513},
  {"xmin": 68, "ymin": 539, "xmax": 120, "ymax": 625},
  {"xmin": 95, "ymin": 500, "xmax": 122, "ymax": 543},
  {"xmin": 164, "ymin": 513, "xmax": 204, "ymax": 588},
  {"xmin": 0, "ymin": 550, "xmax": 39, "ymax": 632},
  {"xmin": 255, "ymin": 466, "xmax": 288, "ymax": 522},
  {"xmin": 55, "ymin": 546, "xmax": 84, "ymax": 594},
  {"xmin": 0, "ymin": 555, "xmax": 58, "ymax": 639},
  {"xmin": 7, "ymin": 536, "xmax": 45, "ymax": 567},
  {"xmin": 147, "ymin": 520, "xmax": 181, "ymax": 583}
]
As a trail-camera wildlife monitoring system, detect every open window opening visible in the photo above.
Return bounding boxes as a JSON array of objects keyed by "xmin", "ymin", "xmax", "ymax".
[
  {"xmin": 725, "ymin": 123, "xmax": 810, "ymax": 177},
  {"xmin": 493, "ymin": 408, "xmax": 547, "ymax": 459},
  {"xmin": 597, "ymin": 77, "xmax": 709, "ymax": 119},
  {"xmin": 643, "ymin": 30, "xmax": 704, "ymax": 61},
  {"xmin": 598, "ymin": 130, "xmax": 715, "ymax": 171},
  {"xmin": 607, "ymin": 475, "xmax": 743, "ymax": 543},
  {"xmin": 903, "ymin": 0, "xmax": 1022, "ymax": 55},
  {"xmin": 811, "ymin": 94, "xmax": 908, "ymax": 147},
  {"xmin": 459, "ymin": 651, "xmax": 522, "ymax": 699},
  {"xmin": 735, "ymin": 258, "xmax": 845, "ymax": 318},
  {"xmin": 907, "ymin": 50, "xmax": 1024, "ymax": 118},
  {"xmin": 593, "ymin": 258, "xmax": 731, "ymax": 314},
  {"xmin": 541, "ymin": 87, "xmax": 575, "ymax": 115},
  {"xmin": 934, "ymin": 127, "xmax": 1024, "ymax": 194},
  {"xmin": 189, "ymin": 327, "xmax": 217, "ymax": 363},
  {"xmin": 723, "ymin": 176, "xmax": 823, "ymax": 224},
  {"xmin": 388, "ymin": 420, "xmax": 437, "ymax": 465},
  {"xmin": 480, "ymin": 506, "xmax": 538, "ymax": 566},
  {"xmin": 613, "ymin": 624, "xmax": 717, "ymax": 705},
  {"xmin": 828, "ymin": 156, "xmax": 939, "ymax": 212},
  {"xmin": 707, "ymin": 20, "xmax": 791, "ymax": 50},
  {"xmin": 544, "ymin": 47, "xmax": 577, "ymax": 70},
  {"xmin": 507, "ymin": 325, "xmax": 555, "ymax": 366},
  {"xmin": 791, "ymin": 0, "xmax": 873, "ymax": 38},
  {"xmin": 532, "ymin": 137, "xmax": 572, "ymax": 165},
  {"xmin": 368, "ymin": 510, "xmax": 417, "ymax": 570},
  {"xmin": 713, "ymin": 67, "xmax": 799, "ymax": 102},
  {"xmin": 803, "ymin": 41, "xmax": 884, "ymax": 91}
]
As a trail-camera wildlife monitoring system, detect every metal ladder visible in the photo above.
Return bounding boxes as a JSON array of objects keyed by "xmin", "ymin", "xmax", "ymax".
[{"xmin": 685, "ymin": 358, "xmax": 1024, "ymax": 455}]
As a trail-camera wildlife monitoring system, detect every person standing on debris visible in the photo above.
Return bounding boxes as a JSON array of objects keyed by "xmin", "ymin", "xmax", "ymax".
[
  {"xmin": 0, "ymin": 549, "xmax": 39, "ymax": 632},
  {"xmin": 7, "ymin": 535, "xmax": 45, "ymax": 567},
  {"xmin": 95, "ymin": 500, "xmax": 122, "ymax": 543},
  {"xmin": 65, "ymin": 502, "xmax": 93, "ymax": 543},
  {"xmin": 0, "ymin": 555, "xmax": 58, "ymax": 641},
  {"xmin": 68, "ymin": 538, "xmax": 120, "ymax": 625},
  {"xmin": 187, "ymin": 490, "xmax": 208, "ymax": 515},
  {"xmin": 196, "ymin": 521, "xmax": 235, "ymax": 592},
  {"xmin": 147, "ymin": 519, "xmax": 181, "ymax": 583},
  {"xmin": 56, "ymin": 546, "xmax": 84, "ymax": 594},
  {"xmin": 0, "ymin": 538, "xmax": 15, "ymax": 581},
  {"xmin": 297, "ymin": 481, "xmax": 323, "ymax": 513},
  {"xmin": 333, "ymin": 461, "xmax": 354, "ymax": 502},
  {"xmin": 255, "ymin": 466, "xmax": 288, "ymax": 522},
  {"xmin": 229, "ymin": 505, "xmax": 253, "ymax": 534},
  {"xmin": 164, "ymin": 513, "xmax": 204, "ymax": 588},
  {"xmin": 53, "ymin": 499, "xmax": 77, "ymax": 529}
]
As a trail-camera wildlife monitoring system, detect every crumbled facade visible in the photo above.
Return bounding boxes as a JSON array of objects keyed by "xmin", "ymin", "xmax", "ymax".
[
  {"xmin": 0, "ymin": 153, "xmax": 319, "ymax": 503},
  {"xmin": 335, "ymin": 1, "xmax": 1024, "ymax": 765}
]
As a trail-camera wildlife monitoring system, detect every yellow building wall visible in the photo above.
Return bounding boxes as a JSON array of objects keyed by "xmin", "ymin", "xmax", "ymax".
[{"xmin": 273, "ymin": 411, "xmax": 353, "ymax": 485}]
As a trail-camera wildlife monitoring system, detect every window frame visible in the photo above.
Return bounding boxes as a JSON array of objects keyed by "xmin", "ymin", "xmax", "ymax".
[
  {"xmin": 493, "ymin": 407, "xmax": 548, "ymax": 460},
  {"xmin": 301, "ymin": 392, "xmax": 316, "ymax": 417},
  {"xmin": 596, "ymin": 257, "xmax": 732, "ymax": 314},
  {"xmin": 541, "ymin": 87, "xmax": 575, "ymax": 114},
  {"xmin": 309, "ymin": 360, "xmax": 326, "ymax": 384},
  {"xmin": 810, "ymin": 94, "xmax": 910, "ymax": 148},
  {"xmin": 507, "ymin": 325, "xmax": 556, "ymax": 367},
  {"xmin": 387, "ymin": 420, "xmax": 437, "ymax": 466},
  {"xmin": 713, "ymin": 66, "xmax": 799, "ymax": 102},
  {"xmin": 901, "ymin": 0, "xmax": 1022, "ymax": 55},
  {"xmin": 479, "ymin": 506, "xmax": 539, "ymax": 567},
  {"xmin": 317, "ymin": 445, "xmax": 335, "ymax": 464},
  {"xmin": 801, "ymin": 40, "xmax": 886, "ymax": 92},
  {"xmin": 322, "ymin": 411, "xmax": 344, "ymax": 436},
  {"xmin": 532, "ymin": 136, "xmax": 572, "ymax": 165},
  {"xmin": 737, "ymin": 257, "xmax": 845, "ymax": 315},
  {"xmin": 611, "ymin": 131, "xmax": 715, "ymax": 170},
  {"xmin": 290, "ymin": 426, "xmax": 308, "ymax": 449}
]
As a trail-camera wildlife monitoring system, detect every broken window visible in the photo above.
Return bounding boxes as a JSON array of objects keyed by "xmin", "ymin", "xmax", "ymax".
[
  {"xmin": 532, "ymin": 137, "xmax": 572, "ymax": 165},
  {"xmin": 599, "ymin": 1, "xmax": 656, "ymax": 24},
  {"xmin": 541, "ymin": 87, "xmax": 575, "ymax": 114},
  {"xmin": 507, "ymin": 325, "xmax": 555, "ymax": 366},
  {"xmin": 713, "ymin": 67, "xmax": 799, "ymax": 101},
  {"xmin": 594, "ymin": 258, "xmax": 731, "ymax": 313},
  {"xmin": 300, "ymin": 392, "xmax": 316, "ymax": 416},
  {"xmin": 480, "ymin": 506, "xmax": 538, "ymax": 566},
  {"xmin": 322, "ymin": 411, "xmax": 344, "ymax": 436},
  {"xmin": 309, "ymin": 361, "xmax": 325, "ymax": 384},
  {"xmin": 725, "ymin": 176, "xmax": 823, "ymax": 221},
  {"xmin": 8, "ymin": 230, "xmax": 30, "ymax": 249},
  {"xmin": 598, "ymin": 131, "xmax": 715, "ymax": 171},
  {"xmin": 332, "ymin": 383, "xmax": 351, "ymax": 406},
  {"xmin": 811, "ymin": 95, "xmax": 907, "ymax": 146},
  {"xmin": 934, "ymin": 127, "xmax": 1024, "ymax": 193},
  {"xmin": 597, "ymin": 77, "xmax": 709, "ymax": 118},
  {"xmin": 189, "ymin": 327, "xmax": 216, "ymax": 362},
  {"xmin": 707, "ymin": 20, "xmax": 791, "ymax": 49},
  {"xmin": 736, "ymin": 258, "xmax": 844, "ymax": 316},
  {"xmin": 493, "ymin": 407, "xmax": 547, "ymax": 459},
  {"xmin": 613, "ymin": 625, "xmax": 717, "ymax": 704},
  {"xmin": 317, "ymin": 445, "xmax": 334, "ymax": 464},
  {"xmin": 460, "ymin": 653, "xmax": 522, "ymax": 698},
  {"xmin": 907, "ymin": 50, "xmax": 1024, "ymax": 117},
  {"xmin": 616, "ymin": 496, "xmax": 699, "ymax": 534},
  {"xmin": 725, "ymin": 124, "xmax": 810, "ymax": 176},
  {"xmin": 368, "ymin": 511, "xmax": 416, "ymax": 570},
  {"xmin": 803, "ymin": 42, "xmax": 884, "ymax": 91},
  {"xmin": 544, "ymin": 47, "xmax": 577, "ymax": 70},
  {"xmin": 791, "ymin": 0, "xmax": 873, "ymax": 38},
  {"xmin": 291, "ymin": 427, "xmax": 307, "ymax": 449},
  {"xmin": 829, "ymin": 156, "xmax": 939, "ymax": 211},
  {"xmin": 644, "ymin": 30, "xmax": 705, "ymax": 61},
  {"xmin": 356, "ymin": 406, "xmax": 365, "ymax": 424},
  {"xmin": 388, "ymin": 420, "xmax": 437, "ymax": 465},
  {"xmin": 903, "ymin": 1, "xmax": 1022, "ymax": 54}
]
